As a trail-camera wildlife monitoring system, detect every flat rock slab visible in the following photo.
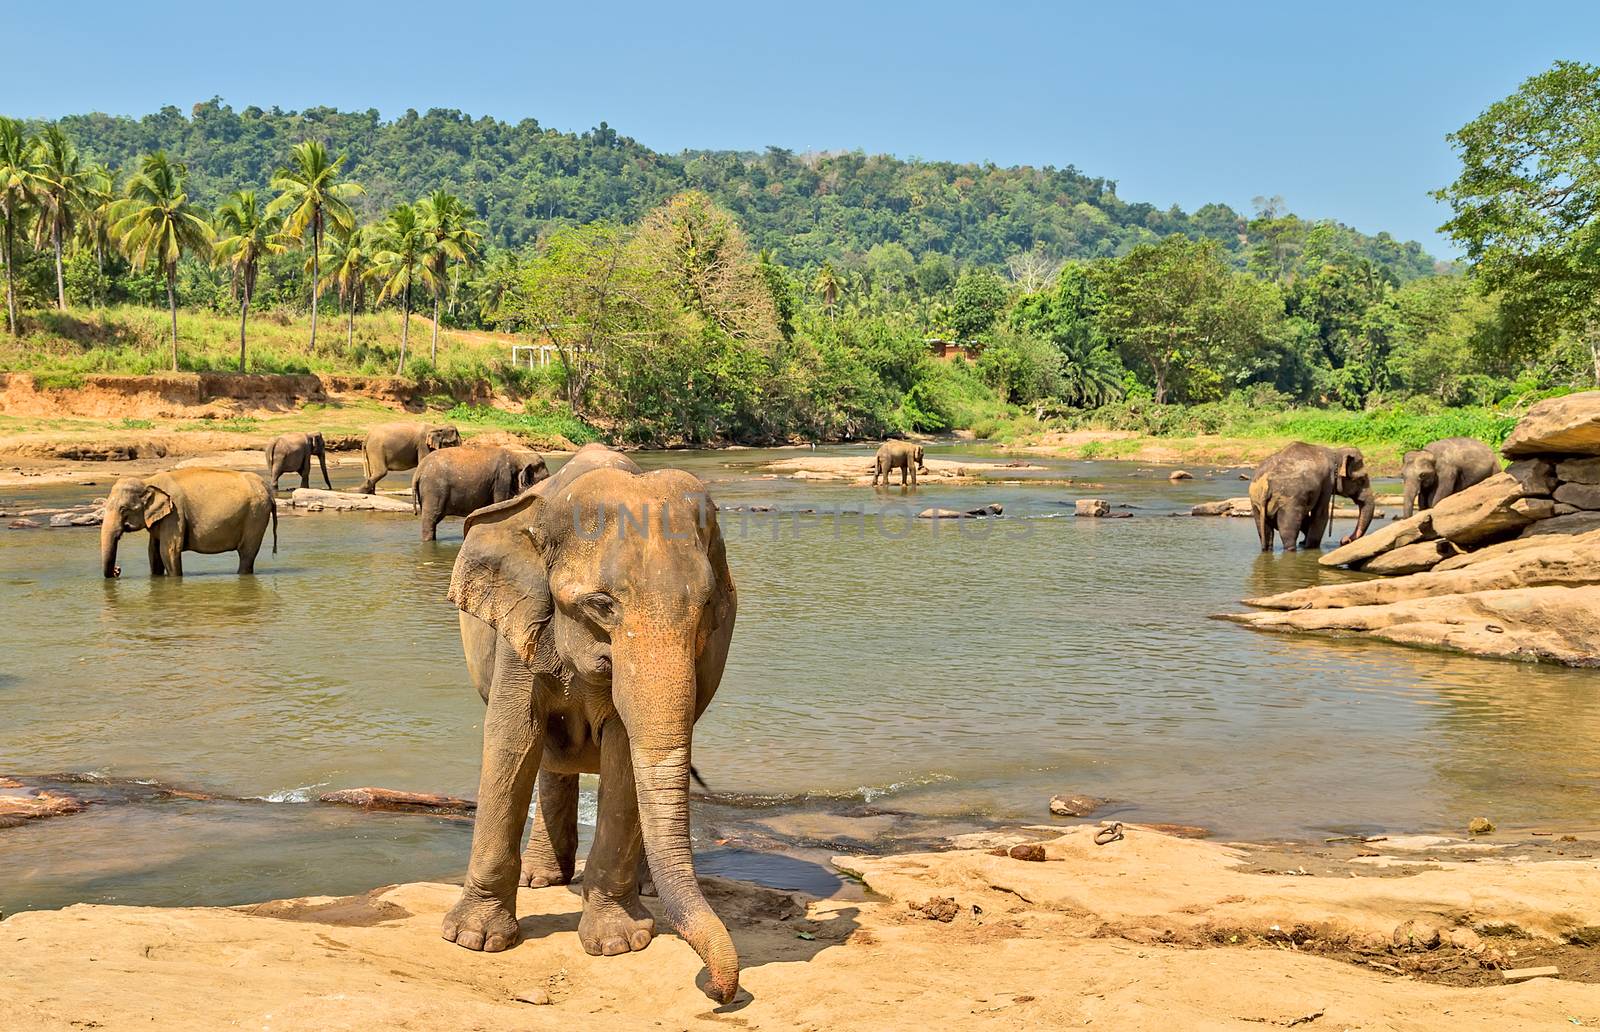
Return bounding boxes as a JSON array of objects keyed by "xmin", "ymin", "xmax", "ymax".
[
  {"xmin": 1361, "ymin": 539, "xmax": 1456, "ymax": 576},
  {"xmin": 1503, "ymin": 390, "xmax": 1600, "ymax": 457},
  {"xmin": 917, "ymin": 504, "xmax": 1003, "ymax": 519},
  {"xmin": 1320, "ymin": 512, "xmax": 1433, "ymax": 567},
  {"xmin": 1191, "ymin": 497, "xmax": 1252, "ymax": 517},
  {"xmin": 319, "ymin": 787, "xmax": 475, "ymax": 815},
  {"xmin": 0, "ymin": 787, "xmax": 87, "ymax": 829},
  {"xmin": 290, "ymin": 488, "xmax": 413, "ymax": 513},
  {"xmin": 1430, "ymin": 472, "xmax": 1548, "ymax": 546}
]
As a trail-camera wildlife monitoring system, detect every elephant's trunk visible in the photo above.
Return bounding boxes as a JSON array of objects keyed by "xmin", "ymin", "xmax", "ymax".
[
  {"xmin": 614, "ymin": 637, "xmax": 738, "ymax": 1004},
  {"xmin": 1401, "ymin": 474, "xmax": 1419, "ymax": 519},
  {"xmin": 316, "ymin": 443, "xmax": 332, "ymax": 490},
  {"xmin": 1352, "ymin": 488, "xmax": 1376, "ymax": 540},
  {"xmin": 100, "ymin": 518, "xmax": 121, "ymax": 578}
]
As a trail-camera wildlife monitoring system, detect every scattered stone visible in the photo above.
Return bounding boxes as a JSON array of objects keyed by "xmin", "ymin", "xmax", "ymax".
[
  {"xmin": 0, "ymin": 788, "xmax": 87, "ymax": 829},
  {"xmin": 1168, "ymin": 470, "xmax": 1193, "ymax": 481},
  {"xmin": 908, "ymin": 896, "xmax": 961, "ymax": 922},
  {"xmin": 1502, "ymin": 966, "xmax": 1560, "ymax": 983},
  {"xmin": 513, "ymin": 987, "xmax": 552, "ymax": 1005},
  {"xmin": 1048, "ymin": 794, "xmax": 1107, "ymax": 818},
  {"xmin": 916, "ymin": 503, "xmax": 1003, "ymax": 520},
  {"xmin": 7, "ymin": 518, "xmax": 41, "ymax": 529},
  {"xmin": 1005, "ymin": 844, "xmax": 1048, "ymax": 862},
  {"xmin": 1554, "ymin": 482, "xmax": 1600, "ymax": 511},
  {"xmin": 1191, "ymin": 497, "xmax": 1252, "ymax": 517},
  {"xmin": 1449, "ymin": 927, "xmax": 1484, "ymax": 952},
  {"xmin": 1392, "ymin": 920, "xmax": 1442, "ymax": 950},
  {"xmin": 289, "ymin": 488, "xmax": 413, "ymax": 513},
  {"xmin": 1502, "ymin": 390, "xmax": 1600, "ymax": 457},
  {"xmin": 1075, "ymin": 498, "xmax": 1110, "ymax": 517},
  {"xmin": 1468, "ymin": 816, "xmax": 1495, "ymax": 835}
]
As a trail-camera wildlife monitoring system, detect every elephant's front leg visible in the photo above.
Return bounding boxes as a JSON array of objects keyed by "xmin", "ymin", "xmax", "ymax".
[
  {"xmin": 146, "ymin": 535, "xmax": 166, "ymax": 576},
  {"xmin": 520, "ymin": 769, "xmax": 578, "ymax": 887},
  {"xmin": 442, "ymin": 644, "xmax": 545, "ymax": 952},
  {"xmin": 578, "ymin": 717, "xmax": 655, "ymax": 956},
  {"xmin": 159, "ymin": 527, "xmax": 183, "ymax": 576}
]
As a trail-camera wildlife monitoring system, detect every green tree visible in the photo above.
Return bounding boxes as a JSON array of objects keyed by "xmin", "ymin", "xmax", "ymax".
[
  {"xmin": 1436, "ymin": 60, "xmax": 1600, "ymax": 383},
  {"xmin": 76, "ymin": 162, "xmax": 121, "ymax": 301},
  {"xmin": 0, "ymin": 117, "xmax": 34, "ymax": 333},
  {"xmin": 212, "ymin": 189, "xmax": 286, "ymax": 371},
  {"xmin": 371, "ymin": 202, "xmax": 436, "ymax": 375},
  {"xmin": 813, "ymin": 262, "xmax": 842, "ymax": 317},
  {"xmin": 321, "ymin": 225, "xmax": 373, "ymax": 349},
  {"xmin": 29, "ymin": 126, "xmax": 83, "ymax": 310},
  {"xmin": 950, "ymin": 268, "xmax": 1008, "ymax": 341},
  {"xmin": 416, "ymin": 190, "xmax": 482, "ymax": 363},
  {"xmin": 268, "ymin": 141, "xmax": 362, "ymax": 351},
  {"xmin": 110, "ymin": 152, "xmax": 212, "ymax": 368}
]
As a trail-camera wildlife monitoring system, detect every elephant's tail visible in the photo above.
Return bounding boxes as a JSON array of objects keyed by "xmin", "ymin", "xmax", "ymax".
[
  {"xmin": 412, "ymin": 477, "xmax": 421, "ymax": 515},
  {"xmin": 269, "ymin": 491, "xmax": 278, "ymax": 554},
  {"xmin": 264, "ymin": 439, "xmax": 276, "ymax": 482}
]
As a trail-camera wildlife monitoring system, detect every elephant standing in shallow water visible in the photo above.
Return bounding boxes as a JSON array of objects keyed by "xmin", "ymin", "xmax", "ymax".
[
  {"xmin": 873, "ymin": 440, "xmax": 927, "ymax": 486},
  {"xmin": 1249, "ymin": 442, "xmax": 1375, "ymax": 552},
  {"xmin": 356, "ymin": 422, "xmax": 460, "ymax": 493},
  {"xmin": 100, "ymin": 468, "xmax": 277, "ymax": 577},
  {"xmin": 264, "ymin": 431, "xmax": 332, "ymax": 491},
  {"xmin": 1401, "ymin": 437, "xmax": 1498, "ymax": 517},
  {"xmin": 441, "ymin": 443, "xmax": 740, "ymax": 1003},
  {"xmin": 412, "ymin": 445, "xmax": 549, "ymax": 540}
]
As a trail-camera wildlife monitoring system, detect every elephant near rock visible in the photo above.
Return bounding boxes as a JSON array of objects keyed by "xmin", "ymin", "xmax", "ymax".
[
  {"xmin": 1401, "ymin": 437, "xmax": 1499, "ymax": 518},
  {"xmin": 264, "ymin": 431, "xmax": 332, "ymax": 492},
  {"xmin": 100, "ymin": 468, "xmax": 277, "ymax": 578},
  {"xmin": 873, "ymin": 440, "xmax": 927, "ymax": 486},
  {"xmin": 1249, "ymin": 442, "xmax": 1375, "ymax": 552},
  {"xmin": 356, "ymin": 422, "xmax": 461, "ymax": 494},
  {"xmin": 412, "ymin": 445, "xmax": 550, "ymax": 541},
  {"xmin": 441, "ymin": 443, "xmax": 740, "ymax": 1003}
]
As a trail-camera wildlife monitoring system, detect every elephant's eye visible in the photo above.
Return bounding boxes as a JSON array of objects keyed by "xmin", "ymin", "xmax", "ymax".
[{"xmin": 580, "ymin": 593, "xmax": 619, "ymax": 625}]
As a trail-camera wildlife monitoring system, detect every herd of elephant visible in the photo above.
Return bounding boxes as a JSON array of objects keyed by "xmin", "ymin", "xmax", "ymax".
[
  {"xmin": 86, "ymin": 425, "xmax": 1500, "ymax": 1003},
  {"xmin": 1249, "ymin": 435, "xmax": 1500, "ymax": 552}
]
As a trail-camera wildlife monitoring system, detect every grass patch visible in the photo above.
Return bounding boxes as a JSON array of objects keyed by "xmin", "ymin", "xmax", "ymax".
[
  {"xmin": 176, "ymin": 417, "xmax": 262, "ymax": 433},
  {"xmin": 116, "ymin": 417, "xmax": 154, "ymax": 430},
  {"xmin": 446, "ymin": 403, "xmax": 602, "ymax": 446}
]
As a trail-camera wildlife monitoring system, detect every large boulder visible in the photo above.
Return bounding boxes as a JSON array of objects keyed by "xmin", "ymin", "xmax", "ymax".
[
  {"xmin": 1555, "ymin": 482, "xmax": 1600, "ymax": 511},
  {"xmin": 290, "ymin": 488, "xmax": 414, "ymax": 513},
  {"xmin": 1075, "ymin": 498, "xmax": 1111, "ymax": 517},
  {"xmin": 1506, "ymin": 458, "xmax": 1559, "ymax": 495},
  {"xmin": 1223, "ymin": 585, "xmax": 1600, "ymax": 667},
  {"xmin": 1362, "ymin": 539, "xmax": 1457, "ymax": 576},
  {"xmin": 1318, "ymin": 512, "xmax": 1433, "ymax": 568},
  {"xmin": 1502, "ymin": 391, "xmax": 1600, "ymax": 458},
  {"xmin": 1557, "ymin": 457, "xmax": 1600, "ymax": 484},
  {"xmin": 1428, "ymin": 473, "xmax": 1551, "ymax": 546},
  {"xmin": 1523, "ymin": 511, "xmax": 1600, "ymax": 538}
]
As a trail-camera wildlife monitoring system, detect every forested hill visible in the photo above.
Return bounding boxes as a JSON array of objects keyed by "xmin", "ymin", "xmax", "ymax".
[{"xmin": 47, "ymin": 99, "xmax": 1438, "ymax": 278}]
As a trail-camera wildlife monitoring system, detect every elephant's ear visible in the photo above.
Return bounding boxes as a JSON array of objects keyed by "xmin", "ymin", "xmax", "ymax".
[
  {"xmin": 448, "ymin": 506, "xmax": 555, "ymax": 670},
  {"xmin": 1338, "ymin": 451, "xmax": 1355, "ymax": 479},
  {"xmin": 143, "ymin": 486, "xmax": 174, "ymax": 529},
  {"xmin": 462, "ymin": 482, "xmax": 547, "ymax": 539}
]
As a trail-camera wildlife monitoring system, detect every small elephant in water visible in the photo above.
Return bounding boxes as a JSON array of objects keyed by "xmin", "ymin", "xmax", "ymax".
[
  {"xmin": 100, "ymin": 468, "xmax": 277, "ymax": 577},
  {"xmin": 873, "ymin": 440, "xmax": 927, "ymax": 486},
  {"xmin": 441, "ymin": 443, "xmax": 740, "ymax": 1003},
  {"xmin": 412, "ymin": 444, "xmax": 550, "ymax": 541},
  {"xmin": 356, "ymin": 422, "xmax": 461, "ymax": 494},
  {"xmin": 1401, "ymin": 436, "xmax": 1498, "ymax": 518},
  {"xmin": 1249, "ymin": 442, "xmax": 1375, "ymax": 552},
  {"xmin": 264, "ymin": 431, "xmax": 332, "ymax": 492}
]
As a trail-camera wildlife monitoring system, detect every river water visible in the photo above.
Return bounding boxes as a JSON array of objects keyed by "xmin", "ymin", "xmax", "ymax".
[{"xmin": 2, "ymin": 444, "xmax": 1597, "ymax": 914}]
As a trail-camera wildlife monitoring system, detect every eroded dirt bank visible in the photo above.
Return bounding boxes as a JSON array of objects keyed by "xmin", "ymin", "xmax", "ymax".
[{"xmin": 6, "ymin": 827, "xmax": 1600, "ymax": 1030}]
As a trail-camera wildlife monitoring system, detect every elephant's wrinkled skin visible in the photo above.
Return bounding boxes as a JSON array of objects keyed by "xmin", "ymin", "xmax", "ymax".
[
  {"xmin": 1250, "ymin": 442, "xmax": 1376, "ymax": 552},
  {"xmin": 1401, "ymin": 436, "xmax": 1498, "ymax": 518},
  {"xmin": 442, "ymin": 443, "xmax": 740, "ymax": 1003},
  {"xmin": 873, "ymin": 440, "xmax": 927, "ymax": 486},
  {"xmin": 100, "ymin": 467, "xmax": 277, "ymax": 578},
  {"xmin": 264, "ymin": 431, "xmax": 332, "ymax": 491},
  {"xmin": 412, "ymin": 445, "xmax": 549, "ymax": 541},
  {"xmin": 356, "ymin": 422, "xmax": 460, "ymax": 494}
]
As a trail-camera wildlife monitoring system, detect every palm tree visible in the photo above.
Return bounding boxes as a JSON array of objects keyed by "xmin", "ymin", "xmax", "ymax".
[
  {"xmin": 371, "ymin": 203, "xmax": 438, "ymax": 375},
  {"xmin": 0, "ymin": 117, "xmax": 35, "ymax": 334},
  {"xmin": 76, "ymin": 162, "xmax": 122, "ymax": 303},
  {"xmin": 416, "ymin": 190, "xmax": 482, "ymax": 364},
  {"xmin": 29, "ymin": 126, "xmax": 83, "ymax": 310},
  {"xmin": 268, "ymin": 141, "xmax": 362, "ymax": 352},
  {"xmin": 111, "ymin": 152, "xmax": 212, "ymax": 369},
  {"xmin": 320, "ymin": 224, "xmax": 373, "ymax": 349},
  {"xmin": 213, "ymin": 190, "xmax": 286, "ymax": 372},
  {"xmin": 813, "ymin": 262, "xmax": 842, "ymax": 318}
]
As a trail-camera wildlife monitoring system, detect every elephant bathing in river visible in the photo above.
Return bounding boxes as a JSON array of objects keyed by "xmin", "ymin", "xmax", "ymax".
[
  {"xmin": 412, "ymin": 445, "xmax": 549, "ymax": 540},
  {"xmin": 1249, "ymin": 442, "xmax": 1375, "ymax": 552},
  {"xmin": 264, "ymin": 431, "xmax": 332, "ymax": 491},
  {"xmin": 873, "ymin": 439, "xmax": 927, "ymax": 486},
  {"xmin": 356, "ymin": 422, "xmax": 460, "ymax": 494},
  {"xmin": 101, "ymin": 468, "xmax": 277, "ymax": 577},
  {"xmin": 441, "ymin": 443, "xmax": 741, "ymax": 1003},
  {"xmin": 1400, "ymin": 436, "xmax": 1498, "ymax": 518}
]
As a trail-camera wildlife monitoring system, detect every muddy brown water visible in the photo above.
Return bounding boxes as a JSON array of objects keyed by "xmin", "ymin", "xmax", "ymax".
[{"xmin": 2, "ymin": 444, "xmax": 1597, "ymax": 914}]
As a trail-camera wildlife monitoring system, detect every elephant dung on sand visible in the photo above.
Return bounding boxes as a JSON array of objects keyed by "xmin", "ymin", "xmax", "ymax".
[
  {"xmin": 412, "ymin": 444, "xmax": 550, "ymax": 540},
  {"xmin": 1400, "ymin": 436, "xmax": 1498, "ymax": 517},
  {"xmin": 264, "ymin": 431, "xmax": 332, "ymax": 491},
  {"xmin": 100, "ymin": 468, "xmax": 277, "ymax": 577},
  {"xmin": 356, "ymin": 422, "xmax": 461, "ymax": 494},
  {"xmin": 441, "ymin": 443, "xmax": 741, "ymax": 1003},
  {"xmin": 873, "ymin": 439, "xmax": 928, "ymax": 486},
  {"xmin": 1249, "ymin": 442, "xmax": 1376, "ymax": 552}
]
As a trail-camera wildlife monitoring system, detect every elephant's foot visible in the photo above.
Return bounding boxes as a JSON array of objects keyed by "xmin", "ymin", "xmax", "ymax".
[
  {"xmin": 519, "ymin": 851, "xmax": 573, "ymax": 888},
  {"xmin": 578, "ymin": 890, "xmax": 655, "ymax": 956},
  {"xmin": 441, "ymin": 887, "xmax": 520, "ymax": 952}
]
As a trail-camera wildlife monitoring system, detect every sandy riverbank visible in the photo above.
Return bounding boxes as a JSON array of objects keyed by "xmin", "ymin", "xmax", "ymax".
[{"xmin": 6, "ymin": 826, "xmax": 1600, "ymax": 1030}]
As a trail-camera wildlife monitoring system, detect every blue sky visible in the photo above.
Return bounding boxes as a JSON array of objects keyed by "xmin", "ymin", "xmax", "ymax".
[{"xmin": 5, "ymin": 1, "xmax": 1597, "ymax": 256}]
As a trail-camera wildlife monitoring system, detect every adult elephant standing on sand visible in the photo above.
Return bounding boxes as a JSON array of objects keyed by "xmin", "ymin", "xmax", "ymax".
[
  {"xmin": 1249, "ymin": 442, "xmax": 1376, "ymax": 552},
  {"xmin": 441, "ymin": 443, "xmax": 741, "ymax": 1004},
  {"xmin": 412, "ymin": 445, "xmax": 549, "ymax": 540},
  {"xmin": 101, "ymin": 468, "xmax": 277, "ymax": 577},
  {"xmin": 264, "ymin": 431, "xmax": 332, "ymax": 492},
  {"xmin": 1400, "ymin": 437, "xmax": 1498, "ymax": 517},
  {"xmin": 873, "ymin": 440, "xmax": 927, "ymax": 486},
  {"xmin": 355, "ymin": 422, "xmax": 460, "ymax": 494}
]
